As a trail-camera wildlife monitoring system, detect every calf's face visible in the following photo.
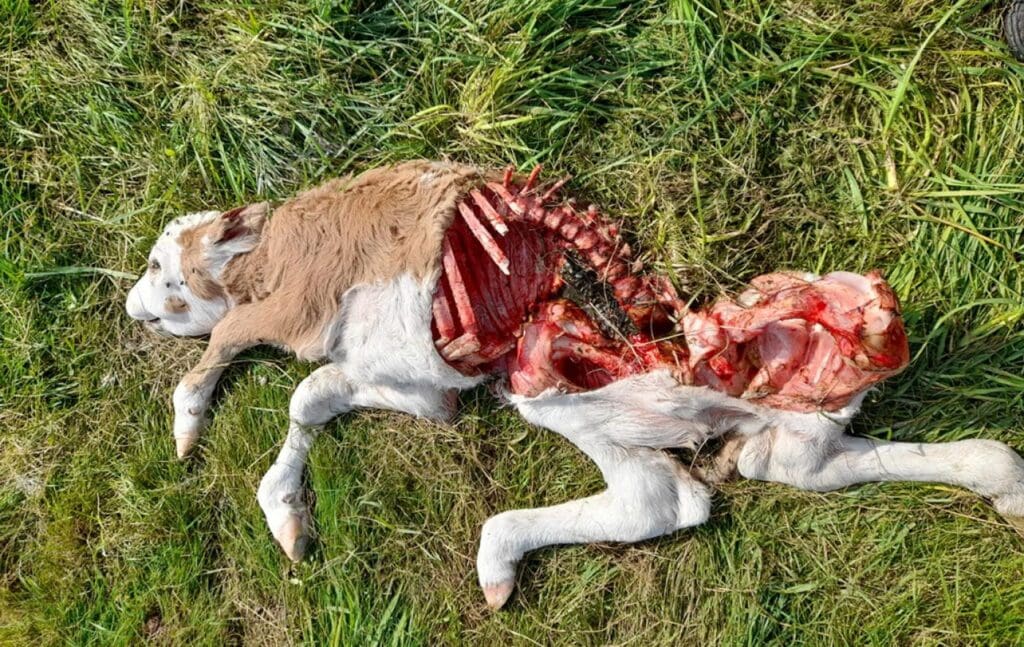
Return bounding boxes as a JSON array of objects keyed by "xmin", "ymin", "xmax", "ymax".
[{"xmin": 126, "ymin": 204, "xmax": 266, "ymax": 337}]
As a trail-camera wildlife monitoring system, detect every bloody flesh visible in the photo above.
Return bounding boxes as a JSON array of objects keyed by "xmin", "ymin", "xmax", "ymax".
[{"xmin": 431, "ymin": 167, "xmax": 909, "ymax": 412}]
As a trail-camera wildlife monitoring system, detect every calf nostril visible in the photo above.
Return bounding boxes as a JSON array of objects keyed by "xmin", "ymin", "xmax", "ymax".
[
  {"xmin": 165, "ymin": 296, "xmax": 189, "ymax": 313},
  {"xmin": 165, "ymin": 282, "xmax": 173, "ymax": 288}
]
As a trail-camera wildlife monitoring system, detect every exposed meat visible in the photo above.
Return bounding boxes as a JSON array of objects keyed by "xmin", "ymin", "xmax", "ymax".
[
  {"xmin": 505, "ymin": 299, "xmax": 687, "ymax": 396},
  {"xmin": 432, "ymin": 167, "xmax": 909, "ymax": 412},
  {"xmin": 429, "ymin": 185, "xmax": 564, "ymax": 371}
]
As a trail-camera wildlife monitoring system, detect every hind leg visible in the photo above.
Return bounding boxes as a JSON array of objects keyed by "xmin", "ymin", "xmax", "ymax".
[
  {"xmin": 736, "ymin": 424, "xmax": 1024, "ymax": 527},
  {"xmin": 476, "ymin": 386, "xmax": 713, "ymax": 609},
  {"xmin": 258, "ymin": 363, "xmax": 454, "ymax": 560}
]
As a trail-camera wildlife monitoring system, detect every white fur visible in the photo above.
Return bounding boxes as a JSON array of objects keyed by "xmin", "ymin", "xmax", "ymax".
[
  {"xmin": 131, "ymin": 229, "xmax": 1024, "ymax": 608},
  {"xmin": 321, "ymin": 272, "xmax": 484, "ymax": 391},
  {"xmin": 246, "ymin": 278, "xmax": 1024, "ymax": 607},
  {"xmin": 126, "ymin": 211, "xmax": 234, "ymax": 337},
  {"xmin": 257, "ymin": 274, "xmax": 483, "ymax": 553}
]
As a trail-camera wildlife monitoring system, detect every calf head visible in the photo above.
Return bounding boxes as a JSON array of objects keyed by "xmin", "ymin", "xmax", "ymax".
[{"xmin": 126, "ymin": 203, "xmax": 268, "ymax": 336}]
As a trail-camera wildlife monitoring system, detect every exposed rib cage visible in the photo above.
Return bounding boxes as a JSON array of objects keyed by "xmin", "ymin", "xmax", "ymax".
[{"xmin": 431, "ymin": 166, "xmax": 910, "ymax": 412}]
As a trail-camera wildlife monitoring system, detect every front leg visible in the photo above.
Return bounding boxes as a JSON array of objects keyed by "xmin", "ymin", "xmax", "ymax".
[
  {"xmin": 172, "ymin": 342, "xmax": 242, "ymax": 458},
  {"xmin": 258, "ymin": 364, "xmax": 454, "ymax": 561},
  {"xmin": 172, "ymin": 302, "xmax": 274, "ymax": 457},
  {"xmin": 737, "ymin": 426, "xmax": 1024, "ymax": 526}
]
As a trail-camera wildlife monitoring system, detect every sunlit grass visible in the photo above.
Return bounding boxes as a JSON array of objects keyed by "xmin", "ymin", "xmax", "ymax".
[{"xmin": 1, "ymin": 0, "xmax": 1022, "ymax": 644}]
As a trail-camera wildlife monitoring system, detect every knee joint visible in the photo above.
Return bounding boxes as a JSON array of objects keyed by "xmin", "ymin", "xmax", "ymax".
[
  {"xmin": 613, "ymin": 466, "xmax": 711, "ymax": 539},
  {"xmin": 289, "ymin": 371, "xmax": 351, "ymax": 427}
]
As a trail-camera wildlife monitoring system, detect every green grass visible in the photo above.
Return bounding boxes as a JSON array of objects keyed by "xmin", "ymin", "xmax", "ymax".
[{"xmin": 2, "ymin": 0, "xmax": 1023, "ymax": 643}]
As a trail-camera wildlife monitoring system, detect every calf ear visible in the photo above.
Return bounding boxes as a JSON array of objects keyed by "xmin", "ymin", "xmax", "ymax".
[{"xmin": 212, "ymin": 202, "xmax": 269, "ymax": 245}]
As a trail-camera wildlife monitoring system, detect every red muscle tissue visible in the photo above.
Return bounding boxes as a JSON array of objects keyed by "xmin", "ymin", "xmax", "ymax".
[{"xmin": 431, "ymin": 167, "xmax": 909, "ymax": 412}]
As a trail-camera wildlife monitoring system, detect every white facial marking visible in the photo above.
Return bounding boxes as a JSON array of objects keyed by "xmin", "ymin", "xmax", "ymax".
[{"xmin": 126, "ymin": 211, "xmax": 231, "ymax": 337}]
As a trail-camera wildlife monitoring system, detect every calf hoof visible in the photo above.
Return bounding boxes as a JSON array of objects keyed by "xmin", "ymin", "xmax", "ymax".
[
  {"xmin": 481, "ymin": 580, "xmax": 515, "ymax": 610},
  {"xmin": 476, "ymin": 514, "xmax": 523, "ymax": 610},
  {"xmin": 175, "ymin": 434, "xmax": 198, "ymax": 459},
  {"xmin": 272, "ymin": 510, "xmax": 313, "ymax": 562},
  {"xmin": 258, "ymin": 468, "xmax": 314, "ymax": 562}
]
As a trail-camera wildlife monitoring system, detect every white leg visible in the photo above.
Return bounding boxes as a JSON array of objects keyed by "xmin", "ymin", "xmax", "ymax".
[
  {"xmin": 257, "ymin": 363, "xmax": 453, "ymax": 560},
  {"xmin": 737, "ymin": 427, "xmax": 1024, "ymax": 521},
  {"xmin": 257, "ymin": 421, "xmax": 319, "ymax": 561},
  {"xmin": 172, "ymin": 339, "xmax": 245, "ymax": 458},
  {"xmin": 476, "ymin": 391, "xmax": 713, "ymax": 609},
  {"xmin": 172, "ymin": 300, "xmax": 289, "ymax": 458}
]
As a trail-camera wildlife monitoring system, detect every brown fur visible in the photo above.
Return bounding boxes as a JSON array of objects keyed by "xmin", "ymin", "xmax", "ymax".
[
  {"xmin": 179, "ymin": 226, "xmax": 227, "ymax": 301},
  {"xmin": 164, "ymin": 295, "xmax": 189, "ymax": 313},
  {"xmin": 199, "ymin": 160, "xmax": 485, "ymax": 359},
  {"xmin": 178, "ymin": 203, "xmax": 269, "ymax": 301}
]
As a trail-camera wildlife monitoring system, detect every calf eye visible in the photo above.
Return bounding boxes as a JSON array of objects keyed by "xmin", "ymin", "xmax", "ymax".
[{"xmin": 149, "ymin": 259, "xmax": 161, "ymax": 272}]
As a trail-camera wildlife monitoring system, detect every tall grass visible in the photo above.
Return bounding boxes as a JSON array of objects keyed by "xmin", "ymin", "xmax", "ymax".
[{"xmin": 2, "ymin": 0, "xmax": 1022, "ymax": 644}]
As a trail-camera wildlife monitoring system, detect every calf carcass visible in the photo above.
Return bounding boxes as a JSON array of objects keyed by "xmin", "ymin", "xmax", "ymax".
[{"xmin": 432, "ymin": 167, "xmax": 909, "ymax": 412}]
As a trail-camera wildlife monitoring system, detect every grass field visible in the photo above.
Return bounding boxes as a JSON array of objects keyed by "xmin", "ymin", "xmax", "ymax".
[{"xmin": 3, "ymin": 0, "xmax": 1024, "ymax": 644}]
